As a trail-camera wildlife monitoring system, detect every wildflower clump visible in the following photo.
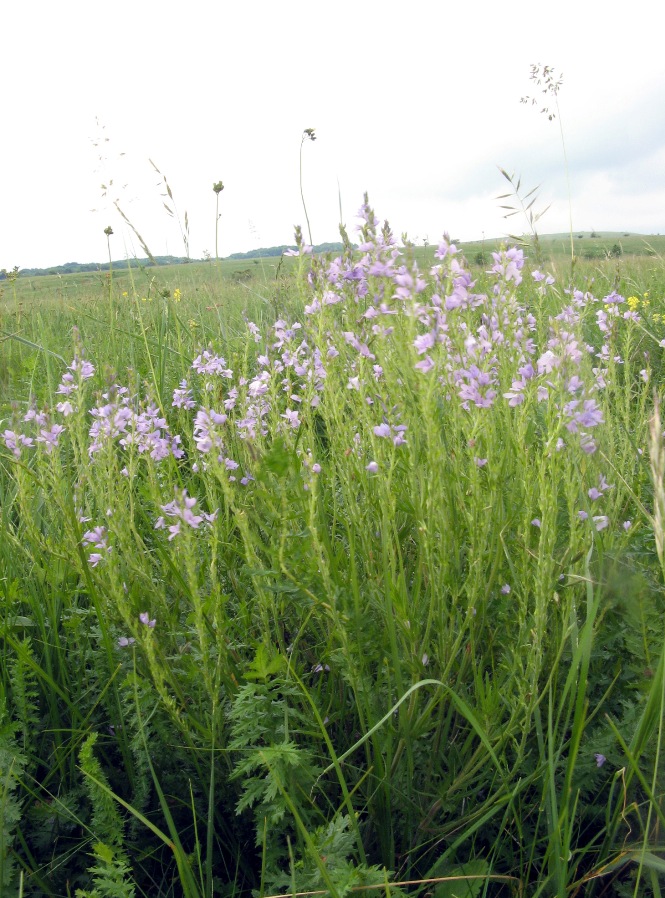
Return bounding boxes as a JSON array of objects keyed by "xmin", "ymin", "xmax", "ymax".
[{"xmin": 0, "ymin": 195, "xmax": 662, "ymax": 898}]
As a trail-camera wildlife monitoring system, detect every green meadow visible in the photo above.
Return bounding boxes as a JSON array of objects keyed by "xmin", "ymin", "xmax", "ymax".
[{"xmin": 1, "ymin": 218, "xmax": 664, "ymax": 897}]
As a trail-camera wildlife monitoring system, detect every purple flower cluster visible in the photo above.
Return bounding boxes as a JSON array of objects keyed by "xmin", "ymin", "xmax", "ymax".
[
  {"xmin": 3, "ymin": 404, "xmax": 66, "ymax": 459},
  {"xmin": 155, "ymin": 488, "xmax": 218, "ymax": 541},
  {"xmin": 576, "ymin": 473, "xmax": 613, "ymax": 532},
  {"xmin": 373, "ymin": 422, "xmax": 408, "ymax": 446},
  {"xmin": 82, "ymin": 525, "xmax": 111, "ymax": 567},
  {"xmin": 55, "ymin": 356, "xmax": 96, "ymax": 416},
  {"xmin": 13, "ymin": 198, "xmax": 638, "ymax": 570},
  {"xmin": 118, "ymin": 611, "xmax": 155, "ymax": 648},
  {"xmin": 3, "ymin": 429, "xmax": 34, "ymax": 458},
  {"xmin": 88, "ymin": 389, "xmax": 183, "ymax": 462}
]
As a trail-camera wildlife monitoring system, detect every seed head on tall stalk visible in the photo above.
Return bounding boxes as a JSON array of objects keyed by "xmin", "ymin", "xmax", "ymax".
[
  {"xmin": 521, "ymin": 64, "xmax": 575, "ymax": 271},
  {"xmin": 213, "ymin": 180, "xmax": 224, "ymax": 265},
  {"xmin": 104, "ymin": 225, "xmax": 116, "ymax": 354},
  {"xmin": 300, "ymin": 128, "xmax": 316, "ymax": 246}
]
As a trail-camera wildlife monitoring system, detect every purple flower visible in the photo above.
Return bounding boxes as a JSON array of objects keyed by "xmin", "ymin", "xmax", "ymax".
[
  {"xmin": 82, "ymin": 526, "xmax": 108, "ymax": 550},
  {"xmin": 475, "ymin": 457, "xmax": 488, "ymax": 468},
  {"xmin": 246, "ymin": 320, "xmax": 262, "ymax": 342},
  {"xmin": 56, "ymin": 373, "xmax": 75, "ymax": 396},
  {"xmin": 594, "ymin": 753, "xmax": 606, "ymax": 768},
  {"xmin": 158, "ymin": 489, "xmax": 205, "ymax": 536},
  {"xmin": 531, "ymin": 519, "xmax": 541, "ymax": 528},
  {"xmin": 192, "ymin": 350, "xmax": 232, "ymax": 377},
  {"xmin": 117, "ymin": 636, "xmax": 136, "ymax": 648},
  {"xmin": 415, "ymin": 356, "xmax": 434, "ymax": 373},
  {"xmin": 2, "ymin": 430, "xmax": 34, "ymax": 458},
  {"xmin": 172, "ymin": 380, "xmax": 196, "ymax": 409},
  {"xmin": 374, "ymin": 423, "xmax": 391, "ymax": 438},
  {"xmin": 282, "ymin": 408, "xmax": 300, "ymax": 429},
  {"xmin": 537, "ymin": 351, "xmax": 559, "ymax": 375},
  {"xmin": 139, "ymin": 612, "xmax": 156, "ymax": 628},
  {"xmin": 366, "ymin": 461, "xmax": 378, "ymax": 473},
  {"xmin": 501, "ymin": 584, "xmax": 511, "ymax": 594},
  {"xmin": 414, "ymin": 332, "xmax": 435, "ymax": 354},
  {"xmin": 36, "ymin": 424, "xmax": 65, "ymax": 453},
  {"xmin": 578, "ymin": 510, "xmax": 589, "ymax": 521},
  {"xmin": 79, "ymin": 359, "xmax": 96, "ymax": 379},
  {"xmin": 491, "ymin": 246, "xmax": 524, "ymax": 284},
  {"xmin": 580, "ymin": 434, "xmax": 597, "ymax": 455},
  {"xmin": 593, "ymin": 516, "xmax": 609, "ymax": 532},
  {"xmin": 193, "ymin": 408, "xmax": 226, "ymax": 454},
  {"xmin": 603, "ymin": 291, "xmax": 624, "ymax": 306},
  {"xmin": 623, "ymin": 520, "xmax": 632, "ymax": 531},
  {"xmin": 575, "ymin": 400, "xmax": 604, "ymax": 429}
]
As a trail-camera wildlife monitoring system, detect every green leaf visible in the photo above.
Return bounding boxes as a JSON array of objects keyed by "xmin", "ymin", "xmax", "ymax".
[
  {"xmin": 433, "ymin": 860, "xmax": 490, "ymax": 898},
  {"xmin": 257, "ymin": 438, "xmax": 294, "ymax": 479},
  {"xmin": 244, "ymin": 644, "xmax": 285, "ymax": 682}
]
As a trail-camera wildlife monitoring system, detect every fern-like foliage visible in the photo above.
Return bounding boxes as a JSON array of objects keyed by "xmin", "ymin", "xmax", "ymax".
[
  {"xmin": 78, "ymin": 733, "xmax": 135, "ymax": 898},
  {"xmin": 265, "ymin": 815, "xmax": 395, "ymax": 898},
  {"xmin": 0, "ymin": 689, "xmax": 27, "ymax": 895},
  {"xmin": 74, "ymin": 841, "xmax": 136, "ymax": 898},
  {"xmin": 228, "ymin": 673, "xmax": 320, "ymax": 877},
  {"xmin": 9, "ymin": 636, "xmax": 41, "ymax": 754}
]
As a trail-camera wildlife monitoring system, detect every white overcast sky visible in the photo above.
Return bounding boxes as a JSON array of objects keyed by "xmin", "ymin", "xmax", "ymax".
[{"xmin": 2, "ymin": 0, "xmax": 665, "ymax": 269}]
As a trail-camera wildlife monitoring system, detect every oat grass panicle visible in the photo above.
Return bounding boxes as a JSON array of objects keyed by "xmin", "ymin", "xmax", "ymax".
[
  {"xmin": 213, "ymin": 180, "xmax": 224, "ymax": 265},
  {"xmin": 300, "ymin": 127, "xmax": 317, "ymax": 246},
  {"xmin": 521, "ymin": 63, "xmax": 575, "ymax": 266}
]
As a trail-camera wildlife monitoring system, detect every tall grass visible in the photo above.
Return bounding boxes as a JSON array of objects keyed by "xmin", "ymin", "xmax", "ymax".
[{"xmin": 1, "ymin": 200, "xmax": 664, "ymax": 897}]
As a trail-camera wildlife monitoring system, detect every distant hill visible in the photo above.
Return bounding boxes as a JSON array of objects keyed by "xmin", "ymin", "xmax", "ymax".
[
  {"xmin": 6, "ymin": 233, "xmax": 662, "ymax": 280},
  {"xmin": 228, "ymin": 241, "xmax": 347, "ymax": 260},
  {"xmin": 1, "ymin": 242, "xmax": 350, "ymax": 278},
  {"xmin": 1, "ymin": 255, "xmax": 193, "ymax": 279}
]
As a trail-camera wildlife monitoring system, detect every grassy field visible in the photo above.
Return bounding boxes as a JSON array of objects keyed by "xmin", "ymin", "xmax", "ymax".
[
  {"xmin": 1, "ymin": 212, "xmax": 664, "ymax": 897},
  {"xmin": 4, "ymin": 230, "xmax": 665, "ymax": 309}
]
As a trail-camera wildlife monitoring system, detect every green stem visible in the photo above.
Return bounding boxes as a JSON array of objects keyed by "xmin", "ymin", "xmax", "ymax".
[
  {"xmin": 556, "ymin": 95, "xmax": 575, "ymax": 269},
  {"xmin": 300, "ymin": 137, "xmax": 313, "ymax": 246},
  {"xmin": 215, "ymin": 192, "xmax": 220, "ymax": 265}
]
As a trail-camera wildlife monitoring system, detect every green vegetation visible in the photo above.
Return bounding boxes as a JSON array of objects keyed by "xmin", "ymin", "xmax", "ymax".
[
  {"xmin": 0, "ymin": 244, "xmax": 350, "ymax": 280},
  {"xmin": 1, "ymin": 212, "xmax": 664, "ymax": 898},
  {"xmin": 1, "ymin": 256, "xmax": 195, "ymax": 279}
]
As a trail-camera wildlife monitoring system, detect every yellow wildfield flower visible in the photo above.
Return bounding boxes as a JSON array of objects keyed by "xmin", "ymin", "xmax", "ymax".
[
  {"xmin": 122, "ymin": 291, "xmax": 128, "ymax": 298},
  {"xmin": 627, "ymin": 296, "xmax": 640, "ymax": 311},
  {"xmin": 189, "ymin": 319, "xmax": 199, "ymax": 329},
  {"xmin": 173, "ymin": 288, "xmax": 182, "ymax": 302}
]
